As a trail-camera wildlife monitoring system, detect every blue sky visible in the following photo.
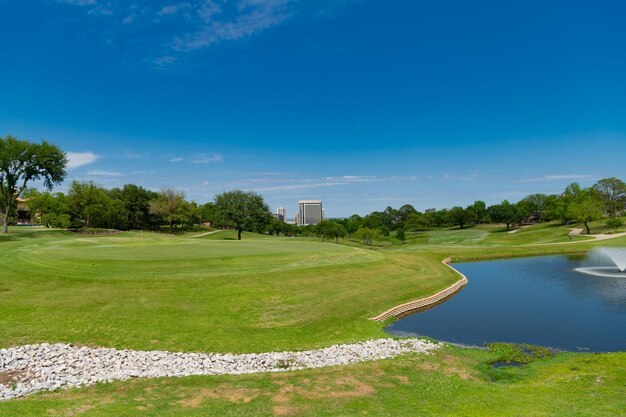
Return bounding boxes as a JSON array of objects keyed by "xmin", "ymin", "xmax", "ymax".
[{"xmin": 1, "ymin": 0, "xmax": 625, "ymax": 217}]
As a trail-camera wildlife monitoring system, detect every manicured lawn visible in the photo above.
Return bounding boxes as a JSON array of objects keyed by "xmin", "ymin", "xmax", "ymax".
[
  {"xmin": 1, "ymin": 225, "xmax": 625, "ymax": 415},
  {"xmin": 0, "ymin": 229, "xmax": 458, "ymax": 353}
]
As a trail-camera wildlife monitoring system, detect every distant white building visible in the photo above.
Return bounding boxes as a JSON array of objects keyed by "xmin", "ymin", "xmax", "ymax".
[
  {"xmin": 298, "ymin": 200, "xmax": 323, "ymax": 225},
  {"xmin": 276, "ymin": 207, "xmax": 286, "ymax": 222}
]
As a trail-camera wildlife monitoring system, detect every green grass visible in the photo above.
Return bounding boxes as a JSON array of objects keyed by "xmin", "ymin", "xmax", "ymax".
[
  {"xmin": 0, "ymin": 228, "xmax": 458, "ymax": 353},
  {"xmin": 2, "ymin": 347, "xmax": 624, "ymax": 416},
  {"xmin": 1, "ymin": 224, "xmax": 625, "ymax": 415}
]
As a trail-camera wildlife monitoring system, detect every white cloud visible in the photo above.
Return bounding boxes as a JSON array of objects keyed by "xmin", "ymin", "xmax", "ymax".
[
  {"xmin": 122, "ymin": 14, "xmax": 136, "ymax": 24},
  {"xmin": 191, "ymin": 153, "xmax": 222, "ymax": 164},
  {"xmin": 323, "ymin": 175, "xmax": 380, "ymax": 183},
  {"xmin": 169, "ymin": 156, "xmax": 184, "ymax": 162},
  {"xmin": 67, "ymin": 151, "xmax": 100, "ymax": 169},
  {"xmin": 158, "ymin": 3, "xmax": 191, "ymax": 16},
  {"xmin": 55, "ymin": 0, "xmax": 357, "ymax": 70},
  {"xmin": 253, "ymin": 181, "xmax": 348, "ymax": 192},
  {"xmin": 87, "ymin": 170, "xmax": 125, "ymax": 177},
  {"xmin": 58, "ymin": 0, "xmax": 97, "ymax": 5},
  {"xmin": 172, "ymin": 0, "xmax": 294, "ymax": 51},
  {"xmin": 153, "ymin": 55, "xmax": 178, "ymax": 70},
  {"xmin": 520, "ymin": 174, "xmax": 595, "ymax": 183}
]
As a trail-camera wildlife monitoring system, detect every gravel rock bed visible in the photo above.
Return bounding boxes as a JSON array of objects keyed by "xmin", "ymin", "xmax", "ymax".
[{"xmin": 0, "ymin": 338, "xmax": 439, "ymax": 400}]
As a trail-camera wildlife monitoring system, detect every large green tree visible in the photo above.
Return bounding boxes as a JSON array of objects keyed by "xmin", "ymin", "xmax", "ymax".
[
  {"xmin": 467, "ymin": 200, "xmax": 489, "ymax": 223},
  {"xmin": 0, "ymin": 135, "xmax": 67, "ymax": 233},
  {"xmin": 592, "ymin": 177, "xmax": 626, "ymax": 218},
  {"xmin": 213, "ymin": 190, "xmax": 271, "ymax": 240},
  {"xmin": 568, "ymin": 195, "xmax": 604, "ymax": 234},
  {"xmin": 67, "ymin": 181, "xmax": 121, "ymax": 229},
  {"xmin": 23, "ymin": 189, "xmax": 71, "ymax": 228},
  {"xmin": 316, "ymin": 220, "xmax": 346, "ymax": 243},
  {"xmin": 149, "ymin": 188, "xmax": 188, "ymax": 232},
  {"xmin": 448, "ymin": 206, "xmax": 477, "ymax": 229},
  {"xmin": 488, "ymin": 200, "xmax": 517, "ymax": 230}
]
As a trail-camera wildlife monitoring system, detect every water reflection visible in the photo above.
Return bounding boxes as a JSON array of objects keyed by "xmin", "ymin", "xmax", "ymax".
[{"xmin": 385, "ymin": 255, "xmax": 626, "ymax": 352}]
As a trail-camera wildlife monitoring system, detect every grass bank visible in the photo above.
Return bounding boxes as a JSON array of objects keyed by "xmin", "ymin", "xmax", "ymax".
[{"xmin": 1, "ymin": 223, "xmax": 625, "ymax": 415}]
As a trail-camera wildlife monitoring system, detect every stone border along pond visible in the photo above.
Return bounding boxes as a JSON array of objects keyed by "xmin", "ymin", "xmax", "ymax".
[
  {"xmin": 369, "ymin": 257, "xmax": 468, "ymax": 322},
  {"xmin": 0, "ymin": 338, "xmax": 439, "ymax": 400}
]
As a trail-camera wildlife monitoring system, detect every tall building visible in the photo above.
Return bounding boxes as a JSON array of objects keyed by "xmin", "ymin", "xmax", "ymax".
[
  {"xmin": 298, "ymin": 200, "xmax": 323, "ymax": 225},
  {"xmin": 276, "ymin": 207, "xmax": 286, "ymax": 222}
]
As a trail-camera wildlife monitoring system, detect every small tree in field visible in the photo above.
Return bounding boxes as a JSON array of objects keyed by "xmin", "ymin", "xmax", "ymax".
[
  {"xmin": 0, "ymin": 135, "xmax": 67, "ymax": 233},
  {"xmin": 213, "ymin": 190, "xmax": 271, "ymax": 240},
  {"xmin": 567, "ymin": 196, "xmax": 604, "ymax": 234},
  {"xmin": 354, "ymin": 227, "xmax": 380, "ymax": 246}
]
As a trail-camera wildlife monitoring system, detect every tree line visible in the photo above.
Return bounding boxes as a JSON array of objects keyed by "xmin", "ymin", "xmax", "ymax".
[
  {"xmin": 23, "ymin": 183, "xmax": 276, "ymax": 240},
  {"xmin": 2, "ymin": 136, "xmax": 625, "ymax": 240},
  {"xmin": 298, "ymin": 177, "xmax": 626, "ymax": 245}
]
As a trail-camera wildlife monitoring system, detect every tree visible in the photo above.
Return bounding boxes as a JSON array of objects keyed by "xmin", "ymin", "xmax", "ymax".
[
  {"xmin": 396, "ymin": 228, "xmax": 405, "ymax": 241},
  {"xmin": 199, "ymin": 202, "xmax": 217, "ymax": 225},
  {"xmin": 67, "ymin": 181, "xmax": 116, "ymax": 229},
  {"xmin": 213, "ymin": 190, "xmax": 271, "ymax": 240},
  {"xmin": 149, "ymin": 188, "xmax": 187, "ymax": 232},
  {"xmin": 488, "ymin": 200, "xmax": 517, "ymax": 230},
  {"xmin": 316, "ymin": 220, "xmax": 346, "ymax": 243},
  {"xmin": 606, "ymin": 217, "xmax": 623, "ymax": 231},
  {"xmin": 345, "ymin": 214, "xmax": 363, "ymax": 237},
  {"xmin": 113, "ymin": 184, "xmax": 158, "ymax": 230},
  {"xmin": 396, "ymin": 204, "xmax": 418, "ymax": 228},
  {"xmin": 405, "ymin": 212, "xmax": 427, "ymax": 231},
  {"xmin": 520, "ymin": 194, "xmax": 549, "ymax": 222},
  {"xmin": 448, "ymin": 206, "xmax": 476, "ymax": 229},
  {"xmin": 467, "ymin": 200, "xmax": 489, "ymax": 224},
  {"xmin": 354, "ymin": 227, "xmax": 380, "ymax": 246},
  {"xmin": 568, "ymin": 196, "xmax": 604, "ymax": 234},
  {"xmin": 592, "ymin": 177, "xmax": 626, "ymax": 218},
  {"xmin": 23, "ymin": 189, "xmax": 71, "ymax": 228},
  {"xmin": 0, "ymin": 136, "xmax": 67, "ymax": 233}
]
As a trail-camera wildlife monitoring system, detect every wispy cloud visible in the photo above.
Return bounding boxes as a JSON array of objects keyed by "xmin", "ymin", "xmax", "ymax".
[
  {"xmin": 57, "ymin": 0, "xmax": 355, "ymax": 69},
  {"xmin": 172, "ymin": 0, "xmax": 295, "ymax": 52},
  {"xmin": 323, "ymin": 175, "xmax": 380, "ymax": 183},
  {"xmin": 121, "ymin": 149, "xmax": 149, "ymax": 159},
  {"xmin": 191, "ymin": 153, "xmax": 222, "ymax": 164},
  {"xmin": 158, "ymin": 3, "xmax": 191, "ymax": 16},
  {"xmin": 58, "ymin": 0, "xmax": 97, "ymax": 6},
  {"xmin": 87, "ymin": 170, "xmax": 125, "ymax": 177},
  {"xmin": 67, "ymin": 151, "xmax": 100, "ymax": 169},
  {"xmin": 242, "ymin": 174, "xmax": 418, "ymax": 192},
  {"xmin": 169, "ymin": 156, "xmax": 184, "ymax": 162},
  {"xmin": 251, "ymin": 181, "xmax": 348, "ymax": 192},
  {"xmin": 520, "ymin": 174, "xmax": 595, "ymax": 183}
]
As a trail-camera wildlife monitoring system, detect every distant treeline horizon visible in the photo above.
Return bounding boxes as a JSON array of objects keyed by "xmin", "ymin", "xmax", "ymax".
[{"xmin": 10, "ymin": 176, "xmax": 625, "ymax": 241}]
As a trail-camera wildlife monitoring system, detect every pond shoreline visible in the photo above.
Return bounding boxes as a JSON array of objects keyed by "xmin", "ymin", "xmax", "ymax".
[{"xmin": 369, "ymin": 258, "xmax": 468, "ymax": 322}]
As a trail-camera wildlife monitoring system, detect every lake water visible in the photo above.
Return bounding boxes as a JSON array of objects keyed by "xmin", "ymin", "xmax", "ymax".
[{"xmin": 385, "ymin": 255, "xmax": 626, "ymax": 352}]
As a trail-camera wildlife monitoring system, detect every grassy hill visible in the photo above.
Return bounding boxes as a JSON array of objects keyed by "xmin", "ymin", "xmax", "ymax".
[{"xmin": 1, "ymin": 224, "xmax": 625, "ymax": 416}]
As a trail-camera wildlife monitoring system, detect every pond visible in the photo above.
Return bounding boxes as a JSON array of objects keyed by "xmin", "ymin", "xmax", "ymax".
[{"xmin": 385, "ymin": 255, "xmax": 626, "ymax": 352}]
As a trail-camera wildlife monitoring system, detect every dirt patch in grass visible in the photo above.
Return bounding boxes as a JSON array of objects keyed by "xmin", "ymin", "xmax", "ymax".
[
  {"xmin": 273, "ymin": 405, "xmax": 305, "ymax": 416},
  {"xmin": 416, "ymin": 355, "xmax": 478, "ymax": 381},
  {"xmin": 394, "ymin": 375, "xmax": 409, "ymax": 384},
  {"xmin": 177, "ymin": 387, "xmax": 261, "ymax": 408},
  {"xmin": 272, "ymin": 375, "xmax": 376, "ymax": 403}
]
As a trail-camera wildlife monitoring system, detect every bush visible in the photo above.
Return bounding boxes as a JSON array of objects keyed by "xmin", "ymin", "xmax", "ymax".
[{"xmin": 606, "ymin": 218, "xmax": 624, "ymax": 230}]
